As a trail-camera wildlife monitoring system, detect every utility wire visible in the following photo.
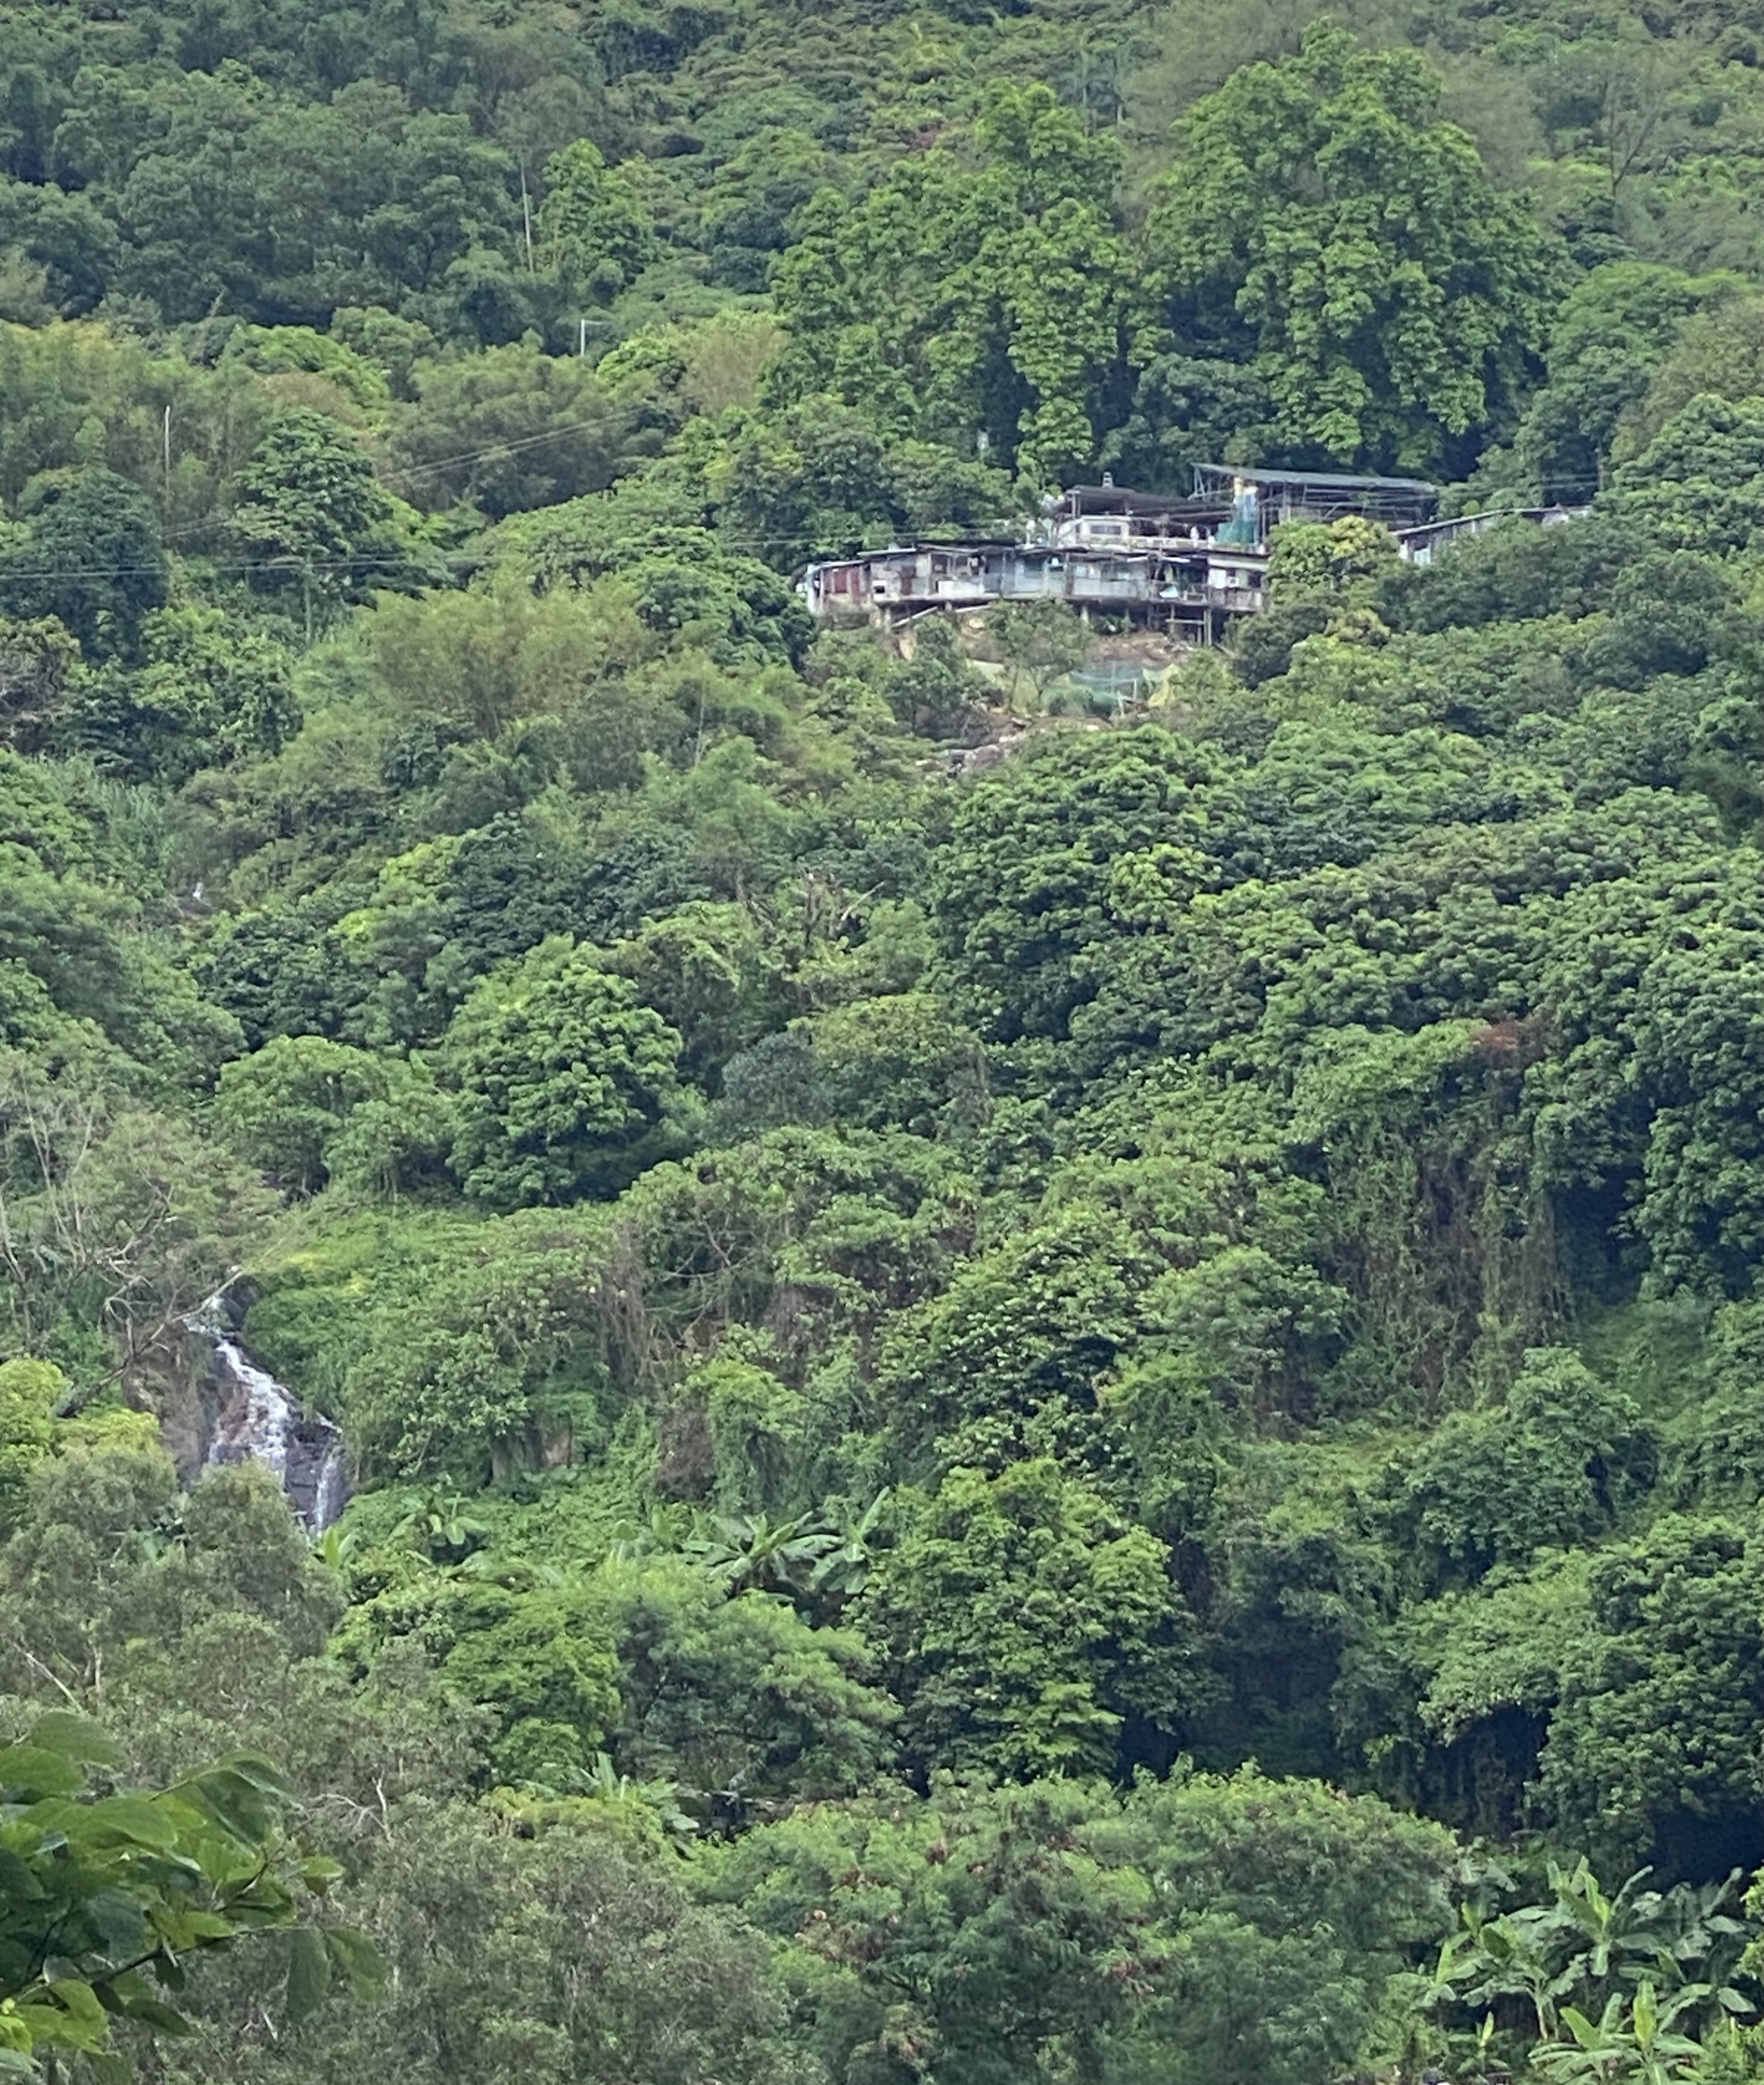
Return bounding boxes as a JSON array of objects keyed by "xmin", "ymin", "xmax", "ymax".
[
  {"xmin": 1, "ymin": 443, "xmax": 1613, "ymax": 583},
  {"xmin": 0, "ymin": 505, "xmax": 1605, "ymax": 584},
  {"xmin": 0, "ymin": 515, "xmax": 1052, "ymax": 582},
  {"xmin": 373, "ymin": 415, "xmax": 627, "ymax": 489},
  {"xmin": 147, "ymin": 410, "xmax": 631, "ymax": 546}
]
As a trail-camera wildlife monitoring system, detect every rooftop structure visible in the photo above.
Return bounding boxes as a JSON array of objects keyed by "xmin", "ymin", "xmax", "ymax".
[{"xmin": 1397, "ymin": 503, "xmax": 1588, "ymax": 565}]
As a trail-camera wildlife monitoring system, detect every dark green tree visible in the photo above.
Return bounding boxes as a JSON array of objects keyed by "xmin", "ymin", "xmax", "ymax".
[
  {"xmin": 388, "ymin": 344, "xmax": 626, "ymax": 518},
  {"xmin": 66, "ymin": 605, "xmax": 297, "ymax": 782},
  {"xmin": 1513, "ymin": 262, "xmax": 1744, "ymax": 500},
  {"xmin": 771, "ymin": 82, "xmax": 1135, "ymax": 480},
  {"xmin": 538, "ymin": 137, "xmax": 658, "ymax": 304},
  {"xmin": 216, "ymin": 1034, "xmax": 419, "ymax": 1194},
  {"xmin": 1386, "ymin": 1349, "xmax": 1647, "ymax": 1591},
  {"xmin": 441, "ymin": 936, "xmax": 690, "ymax": 1207},
  {"xmin": 1602, "ymin": 394, "xmax": 1764, "ymax": 558},
  {"xmin": 1146, "ymin": 22, "xmax": 1558, "ymax": 472},
  {"xmin": 0, "ymin": 1714, "xmax": 377, "ymax": 2074},
  {"xmin": 229, "ymin": 409, "xmax": 417, "ymax": 624},
  {"xmin": 0, "ymin": 467, "xmax": 167, "ymax": 660},
  {"xmin": 1539, "ymin": 1516, "xmax": 1764, "ymax": 1871},
  {"xmin": 862, "ymin": 1457, "xmax": 1197, "ymax": 1778}
]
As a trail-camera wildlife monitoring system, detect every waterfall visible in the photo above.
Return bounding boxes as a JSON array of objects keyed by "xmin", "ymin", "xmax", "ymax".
[{"xmin": 189, "ymin": 1291, "xmax": 349, "ymax": 1534}]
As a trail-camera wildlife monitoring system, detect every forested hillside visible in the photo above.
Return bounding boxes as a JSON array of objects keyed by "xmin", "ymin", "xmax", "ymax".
[{"xmin": 12, "ymin": 1, "xmax": 1764, "ymax": 2080}]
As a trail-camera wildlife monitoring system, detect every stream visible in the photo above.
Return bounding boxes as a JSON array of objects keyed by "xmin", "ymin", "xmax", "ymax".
[{"xmin": 190, "ymin": 1291, "xmax": 349, "ymax": 1533}]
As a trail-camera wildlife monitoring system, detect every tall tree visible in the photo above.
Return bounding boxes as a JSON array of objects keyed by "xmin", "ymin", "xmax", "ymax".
[
  {"xmin": 440, "ymin": 935, "xmax": 690, "ymax": 1207},
  {"xmin": 229, "ymin": 409, "xmax": 417, "ymax": 625},
  {"xmin": 771, "ymin": 83, "xmax": 1137, "ymax": 481},
  {"xmin": 0, "ymin": 467, "xmax": 167, "ymax": 660},
  {"xmin": 862, "ymin": 1457, "xmax": 1198, "ymax": 1778},
  {"xmin": 1146, "ymin": 22, "xmax": 1559, "ymax": 473},
  {"xmin": 538, "ymin": 137, "xmax": 657, "ymax": 305}
]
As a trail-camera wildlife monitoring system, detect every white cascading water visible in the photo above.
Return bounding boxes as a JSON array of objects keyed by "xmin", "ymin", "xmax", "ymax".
[{"xmin": 190, "ymin": 1291, "xmax": 349, "ymax": 1534}]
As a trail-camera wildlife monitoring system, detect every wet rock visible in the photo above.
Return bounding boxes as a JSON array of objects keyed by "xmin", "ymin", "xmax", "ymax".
[{"xmin": 184, "ymin": 1289, "xmax": 349, "ymax": 1533}]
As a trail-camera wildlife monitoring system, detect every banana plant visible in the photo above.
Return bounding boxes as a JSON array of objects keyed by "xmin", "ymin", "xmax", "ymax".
[
  {"xmin": 391, "ymin": 1487, "xmax": 490, "ymax": 1563},
  {"xmin": 574, "ymin": 1750, "xmax": 697, "ymax": 1841},
  {"xmin": 310, "ymin": 1520, "xmax": 359, "ymax": 1574},
  {"xmin": 807, "ymin": 1488, "xmax": 893, "ymax": 1601},
  {"xmin": 687, "ymin": 1509, "xmax": 842, "ymax": 1596},
  {"xmin": 1546, "ymin": 1861, "xmax": 1672, "ymax": 1987},
  {"xmin": 605, "ymin": 1504, "xmax": 690, "ymax": 1563},
  {"xmin": 1649, "ymin": 1870, "xmax": 1750, "ymax": 2001},
  {"xmin": 1431, "ymin": 1902, "xmax": 1582, "ymax": 2039},
  {"xmin": 1431, "ymin": 1859, "xmax": 1756, "ymax": 2049},
  {"xmin": 1531, "ymin": 1980, "xmax": 1708, "ymax": 2085},
  {"xmin": 687, "ymin": 1491, "xmax": 894, "ymax": 1605}
]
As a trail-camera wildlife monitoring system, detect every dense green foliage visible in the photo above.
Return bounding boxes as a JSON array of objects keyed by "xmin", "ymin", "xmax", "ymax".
[{"xmin": 14, "ymin": 0, "xmax": 1764, "ymax": 2080}]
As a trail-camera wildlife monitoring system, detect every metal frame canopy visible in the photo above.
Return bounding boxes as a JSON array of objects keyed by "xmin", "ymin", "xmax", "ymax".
[{"xmin": 1191, "ymin": 463, "xmax": 1440, "ymax": 528}]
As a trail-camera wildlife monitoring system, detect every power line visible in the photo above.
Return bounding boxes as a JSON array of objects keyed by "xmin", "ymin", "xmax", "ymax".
[
  {"xmin": 0, "ymin": 503, "xmax": 1621, "ymax": 584},
  {"xmin": 0, "ymin": 515, "xmax": 1049, "ymax": 583},
  {"xmin": 0, "ymin": 456, "xmax": 1621, "ymax": 586},
  {"xmin": 147, "ymin": 411, "xmax": 629, "ymax": 548},
  {"xmin": 374, "ymin": 412, "xmax": 626, "ymax": 490}
]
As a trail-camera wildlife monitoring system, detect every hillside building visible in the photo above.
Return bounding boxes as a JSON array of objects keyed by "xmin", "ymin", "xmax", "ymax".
[{"xmin": 800, "ymin": 466, "xmax": 1576, "ymax": 638}]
